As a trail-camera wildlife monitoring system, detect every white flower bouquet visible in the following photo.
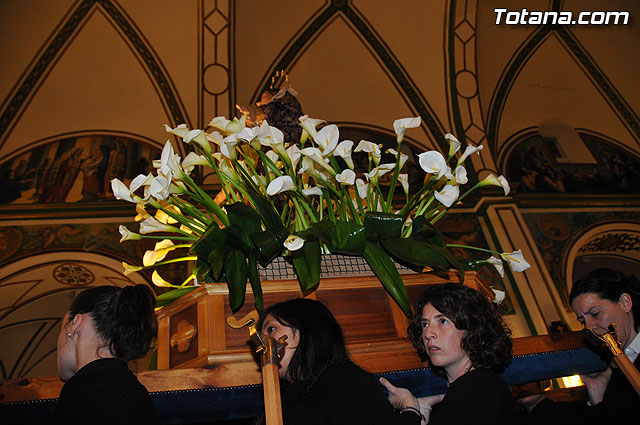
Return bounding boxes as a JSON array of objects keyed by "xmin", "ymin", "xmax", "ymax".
[{"xmin": 112, "ymin": 114, "xmax": 530, "ymax": 314}]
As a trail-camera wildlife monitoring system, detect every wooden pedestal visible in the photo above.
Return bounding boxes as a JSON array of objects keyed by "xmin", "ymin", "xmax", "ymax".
[{"xmin": 156, "ymin": 271, "xmax": 490, "ymax": 386}]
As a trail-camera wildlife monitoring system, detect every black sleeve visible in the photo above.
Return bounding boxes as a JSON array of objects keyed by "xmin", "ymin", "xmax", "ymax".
[{"xmin": 316, "ymin": 364, "xmax": 420, "ymax": 425}]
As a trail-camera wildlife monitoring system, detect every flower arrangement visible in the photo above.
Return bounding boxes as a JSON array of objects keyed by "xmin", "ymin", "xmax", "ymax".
[{"xmin": 112, "ymin": 114, "xmax": 530, "ymax": 315}]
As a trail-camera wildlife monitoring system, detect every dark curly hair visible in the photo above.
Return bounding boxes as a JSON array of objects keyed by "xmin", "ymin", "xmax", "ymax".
[
  {"xmin": 69, "ymin": 285, "xmax": 158, "ymax": 362},
  {"xmin": 407, "ymin": 283, "xmax": 512, "ymax": 374},
  {"xmin": 569, "ymin": 267, "xmax": 640, "ymax": 332}
]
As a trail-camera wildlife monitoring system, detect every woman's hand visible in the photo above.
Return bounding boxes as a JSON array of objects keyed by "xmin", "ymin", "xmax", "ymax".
[
  {"xmin": 580, "ymin": 366, "xmax": 613, "ymax": 405},
  {"xmin": 379, "ymin": 377, "xmax": 419, "ymax": 410}
]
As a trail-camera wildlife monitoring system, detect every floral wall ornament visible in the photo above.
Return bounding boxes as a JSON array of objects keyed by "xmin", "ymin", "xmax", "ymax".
[{"xmin": 113, "ymin": 114, "xmax": 531, "ymax": 315}]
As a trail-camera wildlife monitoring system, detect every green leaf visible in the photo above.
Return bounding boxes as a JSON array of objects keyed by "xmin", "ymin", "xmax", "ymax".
[
  {"xmin": 436, "ymin": 246, "xmax": 466, "ymax": 281},
  {"xmin": 251, "ymin": 226, "xmax": 288, "ymax": 266},
  {"xmin": 226, "ymin": 202, "xmax": 263, "ymax": 250},
  {"xmin": 364, "ymin": 212, "xmax": 403, "ymax": 242},
  {"xmin": 381, "ymin": 238, "xmax": 450, "ymax": 269},
  {"xmin": 155, "ymin": 287, "xmax": 198, "ymax": 308},
  {"xmin": 292, "ymin": 240, "xmax": 321, "ymax": 290},
  {"xmin": 247, "ymin": 250, "xmax": 263, "ymax": 312},
  {"xmin": 363, "ymin": 242, "xmax": 412, "ymax": 316},
  {"xmin": 190, "ymin": 223, "xmax": 226, "ymax": 259},
  {"xmin": 225, "ymin": 249, "xmax": 248, "ymax": 311},
  {"xmin": 411, "ymin": 215, "xmax": 445, "ymax": 247},
  {"xmin": 243, "ymin": 183, "xmax": 283, "ymax": 229},
  {"xmin": 330, "ymin": 220, "xmax": 366, "ymax": 254}
]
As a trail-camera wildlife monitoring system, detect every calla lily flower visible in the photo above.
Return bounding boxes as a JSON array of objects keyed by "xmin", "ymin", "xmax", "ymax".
[
  {"xmin": 334, "ymin": 140, "xmax": 354, "ymax": 169},
  {"xmin": 220, "ymin": 134, "xmax": 241, "ymax": 160},
  {"xmin": 315, "ymin": 124, "xmax": 339, "ymax": 156},
  {"xmin": 267, "ymin": 175, "xmax": 296, "ymax": 196},
  {"xmin": 398, "ymin": 173, "xmax": 409, "ymax": 196},
  {"xmin": 501, "ymin": 250, "xmax": 531, "ymax": 272},
  {"xmin": 356, "ymin": 178, "xmax": 369, "ymax": 199},
  {"xmin": 149, "ymin": 175, "xmax": 172, "ymax": 200},
  {"xmin": 154, "ymin": 203, "xmax": 181, "ymax": 224},
  {"xmin": 487, "ymin": 256, "xmax": 504, "ymax": 277},
  {"xmin": 209, "ymin": 115, "xmax": 246, "ymax": 133},
  {"xmin": 206, "ymin": 130, "xmax": 224, "ymax": 146},
  {"xmin": 119, "ymin": 225, "xmax": 142, "ymax": 242},
  {"xmin": 160, "ymin": 140, "xmax": 183, "ymax": 179},
  {"xmin": 492, "ymin": 288, "xmax": 506, "ymax": 305},
  {"xmin": 284, "ymin": 235, "xmax": 305, "ymax": 251},
  {"xmin": 143, "ymin": 239, "xmax": 176, "ymax": 267},
  {"xmin": 393, "ymin": 116, "xmax": 421, "ymax": 142},
  {"xmin": 298, "ymin": 115, "xmax": 324, "ymax": 143},
  {"xmin": 457, "ymin": 144, "xmax": 484, "ymax": 166},
  {"xmin": 418, "ymin": 151, "xmax": 450, "ymax": 179},
  {"xmin": 335, "ymin": 169, "xmax": 356, "ymax": 186},
  {"xmin": 302, "ymin": 186, "xmax": 323, "ymax": 196},
  {"xmin": 165, "ymin": 123, "xmax": 189, "ymax": 138},
  {"xmin": 434, "ymin": 184, "xmax": 460, "ymax": 207},
  {"xmin": 479, "ymin": 174, "xmax": 510, "ymax": 195},
  {"xmin": 445, "ymin": 133, "xmax": 461, "ymax": 159},
  {"xmin": 152, "ymin": 270, "xmax": 173, "ymax": 287},
  {"xmin": 122, "ymin": 262, "xmax": 144, "ymax": 276},
  {"xmin": 130, "ymin": 173, "xmax": 154, "ymax": 193},
  {"xmin": 365, "ymin": 163, "xmax": 395, "ymax": 185},
  {"xmin": 300, "ymin": 147, "xmax": 335, "ymax": 175},
  {"xmin": 184, "ymin": 129, "xmax": 212, "ymax": 154},
  {"xmin": 139, "ymin": 216, "xmax": 178, "ymax": 234},
  {"xmin": 386, "ymin": 148, "xmax": 409, "ymax": 170},
  {"xmin": 354, "ymin": 140, "xmax": 382, "ymax": 165},
  {"xmin": 182, "ymin": 152, "xmax": 209, "ymax": 175},
  {"xmin": 454, "ymin": 165, "xmax": 468, "ymax": 185},
  {"xmin": 286, "ymin": 145, "xmax": 302, "ymax": 170},
  {"xmin": 111, "ymin": 178, "xmax": 136, "ymax": 203}
]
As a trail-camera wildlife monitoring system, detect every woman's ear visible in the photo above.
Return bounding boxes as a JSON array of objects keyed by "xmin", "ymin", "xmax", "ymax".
[
  {"xmin": 69, "ymin": 313, "xmax": 85, "ymax": 336},
  {"xmin": 618, "ymin": 293, "xmax": 633, "ymax": 313}
]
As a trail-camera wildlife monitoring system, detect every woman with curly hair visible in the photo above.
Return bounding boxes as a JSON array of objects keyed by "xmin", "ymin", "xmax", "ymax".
[{"xmin": 380, "ymin": 283, "xmax": 520, "ymax": 424}]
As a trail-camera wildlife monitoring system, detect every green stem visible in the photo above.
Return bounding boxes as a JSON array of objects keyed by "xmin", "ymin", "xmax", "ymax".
[
  {"xmin": 446, "ymin": 244, "xmax": 498, "ymax": 256},
  {"xmin": 385, "ymin": 141, "xmax": 403, "ymax": 212}
]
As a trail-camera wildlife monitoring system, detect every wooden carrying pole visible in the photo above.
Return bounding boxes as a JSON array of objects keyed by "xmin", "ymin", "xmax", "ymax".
[
  {"xmin": 588, "ymin": 323, "xmax": 640, "ymax": 397},
  {"xmin": 227, "ymin": 313, "xmax": 285, "ymax": 425}
]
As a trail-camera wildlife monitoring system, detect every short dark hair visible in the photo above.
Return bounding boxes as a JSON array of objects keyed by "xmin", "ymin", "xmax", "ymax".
[
  {"xmin": 408, "ymin": 283, "xmax": 512, "ymax": 374},
  {"xmin": 569, "ymin": 267, "xmax": 640, "ymax": 332},
  {"xmin": 69, "ymin": 285, "xmax": 157, "ymax": 362},
  {"xmin": 257, "ymin": 298, "xmax": 348, "ymax": 382}
]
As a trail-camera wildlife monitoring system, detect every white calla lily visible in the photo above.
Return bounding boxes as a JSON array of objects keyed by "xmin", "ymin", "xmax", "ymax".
[
  {"xmin": 501, "ymin": 250, "xmax": 531, "ymax": 272},
  {"xmin": 487, "ymin": 256, "xmax": 505, "ymax": 277},
  {"xmin": 267, "ymin": 175, "xmax": 296, "ymax": 196},
  {"xmin": 393, "ymin": 116, "xmax": 421, "ymax": 142},
  {"xmin": 139, "ymin": 216, "xmax": 177, "ymax": 234},
  {"xmin": 284, "ymin": 235, "xmax": 305, "ymax": 251},
  {"xmin": 149, "ymin": 175, "xmax": 172, "ymax": 200},
  {"xmin": 160, "ymin": 140, "xmax": 182, "ymax": 178},
  {"xmin": 119, "ymin": 225, "xmax": 141, "ymax": 242},
  {"xmin": 454, "ymin": 165, "xmax": 468, "ymax": 184},
  {"xmin": 434, "ymin": 184, "xmax": 460, "ymax": 207},
  {"xmin": 164, "ymin": 123, "xmax": 190, "ymax": 138},
  {"xmin": 334, "ymin": 140, "xmax": 354, "ymax": 169},
  {"xmin": 152, "ymin": 270, "xmax": 173, "ymax": 287},
  {"xmin": 122, "ymin": 262, "xmax": 143, "ymax": 276},
  {"xmin": 386, "ymin": 148, "xmax": 409, "ymax": 170},
  {"xmin": 418, "ymin": 151, "xmax": 449, "ymax": 179},
  {"xmin": 492, "ymin": 288, "xmax": 506, "ymax": 305},
  {"xmin": 335, "ymin": 169, "xmax": 356, "ymax": 186},
  {"xmin": 286, "ymin": 144, "xmax": 302, "ymax": 170},
  {"xmin": 398, "ymin": 173, "xmax": 409, "ymax": 196},
  {"xmin": 111, "ymin": 178, "xmax": 136, "ymax": 203},
  {"xmin": 457, "ymin": 144, "xmax": 484, "ymax": 165},
  {"xmin": 182, "ymin": 152, "xmax": 209, "ymax": 175},
  {"xmin": 209, "ymin": 115, "xmax": 246, "ymax": 133},
  {"xmin": 315, "ymin": 124, "xmax": 339, "ymax": 155},
  {"xmin": 445, "ymin": 133, "xmax": 461, "ymax": 159},
  {"xmin": 300, "ymin": 147, "xmax": 335, "ymax": 174},
  {"xmin": 184, "ymin": 129, "xmax": 212, "ymax": 154},
  {"xmin": 356, "ymin": 178, "xmax": 369, "ymax": 199},
  {"xmin": 143, "ymin": 239, "xmax": 175, "ymax": 267},
  {"xmin": 354, "ymin": 140, "xmax": 382, "ymax": 165},
  {"xmin": 298, "ymin": 115, "xmax": 324, "ymax": 143},
  {"xmin": 479, "ymin": 174, "xmax": 510, "ymax": 195},
  {"xmin": 302, "ymin": 186, "xmax": 323, "ymax": 196}
]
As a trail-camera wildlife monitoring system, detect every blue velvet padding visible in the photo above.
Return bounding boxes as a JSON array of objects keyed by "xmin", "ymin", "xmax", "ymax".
[{"xmin": 0, "ymin": 347, "xmax": 609, "ymax": 424}]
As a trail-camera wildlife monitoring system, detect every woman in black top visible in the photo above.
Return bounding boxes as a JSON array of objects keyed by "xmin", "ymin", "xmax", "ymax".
[
  {"xmin": 380, "ymin": 283, "xmax": 521, "ymax": 424},
  {"xmin": 257, "ymin": 298, "xmax": 419, "ymax": 425},
  {"xmin": 50, "ymin": 285, "xmax": 159, "ymax": 425}
]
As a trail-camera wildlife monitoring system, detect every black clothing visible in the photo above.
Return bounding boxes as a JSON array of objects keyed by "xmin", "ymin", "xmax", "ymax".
[
  {"xmin": 430, "ymin": 368, "xmax": 521, "ymax": 425},
  {"xmin": 526, "ymin": 358, "xmax": 640, "ymax": 424},
  {"xmin": 279, "ymin": 360, "xmax": 418, "ymax": 425},
  {"xmin": 50, "ymin": 358, "xmax": 159, "ymax": 425}
]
